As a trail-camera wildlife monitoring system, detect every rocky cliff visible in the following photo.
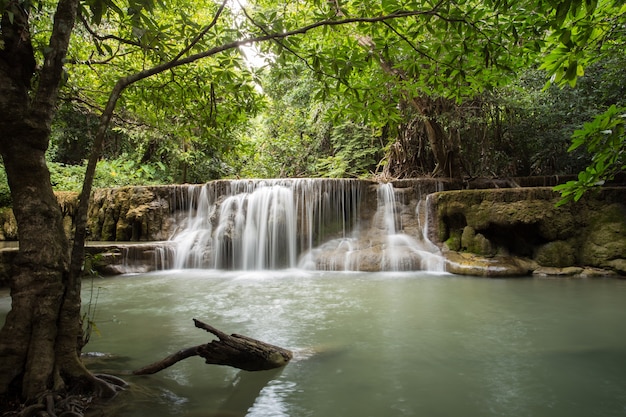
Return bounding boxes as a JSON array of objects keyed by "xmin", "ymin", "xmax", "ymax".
[{"xmin": 431, "ymin": 187, "xmax": 626, "ymax": 276}]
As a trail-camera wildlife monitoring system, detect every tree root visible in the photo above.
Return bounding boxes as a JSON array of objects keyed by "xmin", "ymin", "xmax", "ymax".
[{"xmin": 1, "ymin": 374, "xmax": 128, "ymax": 417}]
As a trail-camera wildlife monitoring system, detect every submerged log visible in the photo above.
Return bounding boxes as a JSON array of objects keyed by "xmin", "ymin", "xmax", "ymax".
[{"xmin": 133, "ymin": 319, "xmax": 292, "ymax": 375}]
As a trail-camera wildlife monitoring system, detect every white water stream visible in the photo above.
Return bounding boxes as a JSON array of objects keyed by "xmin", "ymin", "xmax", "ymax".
[
  {"xmin": 377, "ymin": 183, "xmax": 444, "ymax": 271},
  {"xmin": 167, "ymin": 179, "xmax": 445, "ymax": 272}
]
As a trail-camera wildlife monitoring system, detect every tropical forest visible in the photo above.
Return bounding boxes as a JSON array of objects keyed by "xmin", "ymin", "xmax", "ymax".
[{"xmin": 1, "ymin": 0, "xmax": 625, "ymax": 416}]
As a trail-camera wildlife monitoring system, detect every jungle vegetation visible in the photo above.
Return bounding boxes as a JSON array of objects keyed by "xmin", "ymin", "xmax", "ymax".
[
  {"xmin": 0, "ymin": 0, "xmax": 624, "ymax": 203},
  {"xmin": 0, "ymin": 0, "xmax": 624, "ymax": 413}
]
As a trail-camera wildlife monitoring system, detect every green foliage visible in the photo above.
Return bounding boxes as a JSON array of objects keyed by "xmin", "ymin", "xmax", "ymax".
[
  {"xmin": 477, "ymin": 62, "xmax": 619, "ymax": 177},
  {"xmin": 554, "ymin": 105, "xmax": 626, "ymax": 205},
  {"xmin": 0, "ymin": 165, "xmax": 11, "ymax": 207},
  {"xmin": 540, "ymin": 0, "xmax": 626, "ymax": 87},
  {"xmin": 48, "ymin": 156, "xmax": 172, "ymax": 192},
  {"xmin": 7, "ymin": 0, "xmax": 625, "ymax": 191},
  {"xmin": 49, "ymin": 103, "xmax": 130, "ymax": 164},
  {"xmin": 50, "ymin": 0, "xmax": 265, "ymax": 184},
  {"xmin": 94, "ymin": 156, "xmax": 172, "ymax": 186},
  {"xmin": 234, "ymin": 61, "xmax": 384, "ymax": 178},
  {"xmin": 232, "ymin": 67, "xmax": 331, "ymax": 178},
  {"xmin": 315, "ymin": 122, "xmax": 381, "ymax": 178}
]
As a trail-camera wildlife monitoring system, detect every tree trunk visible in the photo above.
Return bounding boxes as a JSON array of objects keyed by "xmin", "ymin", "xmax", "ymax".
[
  {"xmin": 357, "ymin": 37, "xmax": 463, "ymax": 179},
  {"xmin": 0, "ymin": 133, "xmax": 69, "ymax": 399},
  {"xmin": 0, "ymin": 0, "xmax": 116, "ymax": 406},
  {"xmin": 408, "ymin": 96, "xmax": 463, "ymax": 179}
]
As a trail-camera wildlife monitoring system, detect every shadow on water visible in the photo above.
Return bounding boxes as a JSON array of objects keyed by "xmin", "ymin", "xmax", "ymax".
[
  {"xmin": 88, "ymin": 366, "xmax": 286, "ymax": 417},
  {"xmin": 84, "ymin": 336, "xmax": 350, "ymax": 417}
]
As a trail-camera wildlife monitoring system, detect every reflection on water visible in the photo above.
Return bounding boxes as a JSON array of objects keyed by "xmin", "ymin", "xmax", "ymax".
[{"xmin": 2, "ymin": 271, "xmax": 626, "ymax": 417}]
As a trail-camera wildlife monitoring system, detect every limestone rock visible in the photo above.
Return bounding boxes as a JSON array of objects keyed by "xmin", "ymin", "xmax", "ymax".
[
  {"xmin": 444, "ymin": 251, "xmax": 533, "ymax": 277},
  {"xmin": 532, "ymin": 266, "xmax": 584, "ymax": 277},
  {"xmin": 534, "ymin": 241, "xmax": 577, "ymax": 267},
  {"xmin": 431, "ymin": 187, "xmax": 626, "ymax": 275},
  {"xmin": 580, "ymin": 203, "xmax": 626, "ymax": 271},
  {"xmin": 461, "ymin": 226, "xmax": 496, "ymax": 256}
]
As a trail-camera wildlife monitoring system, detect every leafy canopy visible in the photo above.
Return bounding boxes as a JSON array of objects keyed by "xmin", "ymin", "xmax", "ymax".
[{"xmin": 3, "ymin": 0, "xmax": 624, "ymax": 191}]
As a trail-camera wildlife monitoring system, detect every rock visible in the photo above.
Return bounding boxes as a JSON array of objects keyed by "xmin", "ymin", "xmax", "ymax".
[
  {"xmin": 605, "ymin": 259, "xmax": 626, "ymax": 275},
  {"xmin": 534, "ymin": 241, "xmax": 577, "ymax": 267},
  {"xmin": 431, "ymin": 187, "xmax": 626, "ymax": 275},
  {"xmin": 461, "ymin": 226, "xmax": 496, "ymax": 256},
  {"xmin": 444, "ymin": 251, "xmax": 533, "ymax": 277},
  {"xmin": 533, "ymin": 266, "xmax": 584, "ymax": 277},
  {"xmin": 0, "ymin": 180, "xmax": 624, "ymax": 277},
  {"xmin": 88, "ymin": 185, "xmax": 186, "ymax": 241},
  {"xmin": 579, "ymin": 267, "xmax": 619, "ymax": 278},
  {"xmin": 580, "ymin": 203, "xmax": 626, "ymax": 270}
]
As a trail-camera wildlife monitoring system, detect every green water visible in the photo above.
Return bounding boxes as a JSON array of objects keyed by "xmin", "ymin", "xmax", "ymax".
[{"xmin": 2, "ymin": 271, "xmax": 626, "ymax": 416}]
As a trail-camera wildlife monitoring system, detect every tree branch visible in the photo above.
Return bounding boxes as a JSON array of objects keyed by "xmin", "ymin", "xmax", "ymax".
[
  {"xmin": 171, "ymin": 0, "xmax": 229, "ymax": 62},
  {"xmin": 31, "ymin": 0, "xmax": 80, "ymax": 124},
  {"xmin": 78, "ymin": 14, "xmax": 142, "ymax": 48},
  {"xmin": 132, "ymin": 320, "xmax": 292, "ymax": 375},
  {"xmin": 132, "ymin": 346, "xmax": 199, "ymax": 375}
]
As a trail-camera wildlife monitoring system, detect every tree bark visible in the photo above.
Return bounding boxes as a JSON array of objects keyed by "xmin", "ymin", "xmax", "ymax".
[
  {"xmin": 0, "ymin": 0, "xmax": 117, "ymax": 404},
  {"xmin": 408, "ymin": 96, "xmax": 463, "ymax": 178},
  {"xmin": 133, "ymin": 320, "xmax": 293, "ymax": 375}
]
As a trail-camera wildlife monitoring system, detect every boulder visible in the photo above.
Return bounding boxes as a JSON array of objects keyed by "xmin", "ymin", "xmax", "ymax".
[{"xmin": 580, "ymin": 203, "xmax": 626, "ymax": 269}]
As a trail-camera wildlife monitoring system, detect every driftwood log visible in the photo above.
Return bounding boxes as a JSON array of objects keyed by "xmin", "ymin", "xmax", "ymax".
[{"xmin": 132, "ymin": 319, "xmax": 293, "ymax": 375}]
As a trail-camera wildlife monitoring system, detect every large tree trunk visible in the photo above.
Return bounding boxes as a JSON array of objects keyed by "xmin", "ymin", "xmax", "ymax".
[
  {"xmin": 0, "ymin": 0, "xmax": 115, "ymax": 406},
  {"xmin": 0, "ymin": 131, "xmax": 71, "ymax": 399},
  {"xmin": 408, "ymin": 96, "xmax": 463, "ymax": 179}
]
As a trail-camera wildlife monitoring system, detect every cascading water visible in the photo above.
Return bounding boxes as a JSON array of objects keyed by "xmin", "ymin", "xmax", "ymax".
[
  {"xmin": 377, "ymin": 183, "xmax": 445, "ymax": 271},
  {"xmin": 170, "ymin": 179, "xmax": 363, "ymax": 270},
  {"xmin": 167, "ymin": 179, "xmax": 445, "ymax": 272}
]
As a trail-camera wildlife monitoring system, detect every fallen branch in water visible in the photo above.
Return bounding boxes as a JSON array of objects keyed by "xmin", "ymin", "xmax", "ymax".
[{"xmin": 132, "ymin": 319, "xmax": 292, "ymax": 375}]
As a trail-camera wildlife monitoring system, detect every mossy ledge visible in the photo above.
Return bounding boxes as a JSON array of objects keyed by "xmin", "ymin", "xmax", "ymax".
[{"xmin": 430, "ymin": 187, "xmax": 626, "ymax": 277}]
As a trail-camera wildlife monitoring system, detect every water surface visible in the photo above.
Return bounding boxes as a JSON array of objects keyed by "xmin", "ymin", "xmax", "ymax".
[{"xmin": 2, "ymin": 271, "xmax": 626, "ymax": 416}]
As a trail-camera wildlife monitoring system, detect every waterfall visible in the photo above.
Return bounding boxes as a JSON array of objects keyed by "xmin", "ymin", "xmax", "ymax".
[
  {"xmin": 170, "ymin": 179, "xmax": 363, "ymax": 270},
  {"xmin": 167, "ymin": 179, "xmax": 445, "ymax": 272},
  {"xmin": 377, "ymin": 183, "xmax": 445, "ymax": 272}
]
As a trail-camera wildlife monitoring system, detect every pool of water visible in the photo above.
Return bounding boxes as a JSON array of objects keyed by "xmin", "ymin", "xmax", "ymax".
[{"xmin": 2, "ymin": 271, "xmax": 626, "ymax": 417}]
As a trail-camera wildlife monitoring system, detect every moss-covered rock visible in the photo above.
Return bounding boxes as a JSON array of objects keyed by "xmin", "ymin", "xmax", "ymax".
[
  {"xmin": 461, "ymin": 226, "xmax": 496, "ymax": 256},
  {"xmin": 444, "ymin": 232, "xmax": 462, "ymax": 251},
  {"xmin": 579, "ymin": 203, "xmax": 626, "ymax": 269},
  {"xmin": 431, "ymin": 187, "xmax": 626, "ymax": 275},
  {"xmin": 534, "ymin": 240, "xmax": 577, "ymax": 267},
  {"xmin": 87, "ymin": 185, "xmax": 184, "ymax": 241},
  {"xmin": 444, "ymin": 251, "xmax": 534, "ymax": 277},
  {"xmin": 533, "ymin": 266, "xmax": 584, "ymax": 277}
]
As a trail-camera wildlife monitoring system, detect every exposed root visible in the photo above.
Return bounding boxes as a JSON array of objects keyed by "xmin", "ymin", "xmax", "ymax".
[
  {"xmin": 0, "ymin": 374, "xmax": 128, "ymax": 417},
  {"xmin": 92, "ymin": 375, "xmax": 128, "ymax": 391}
]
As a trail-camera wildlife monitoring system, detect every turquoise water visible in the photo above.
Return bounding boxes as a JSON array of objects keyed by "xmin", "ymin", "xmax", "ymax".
[{"xmin": 2, "ymin": 271, "xmax": 626, "ymax": 416}]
